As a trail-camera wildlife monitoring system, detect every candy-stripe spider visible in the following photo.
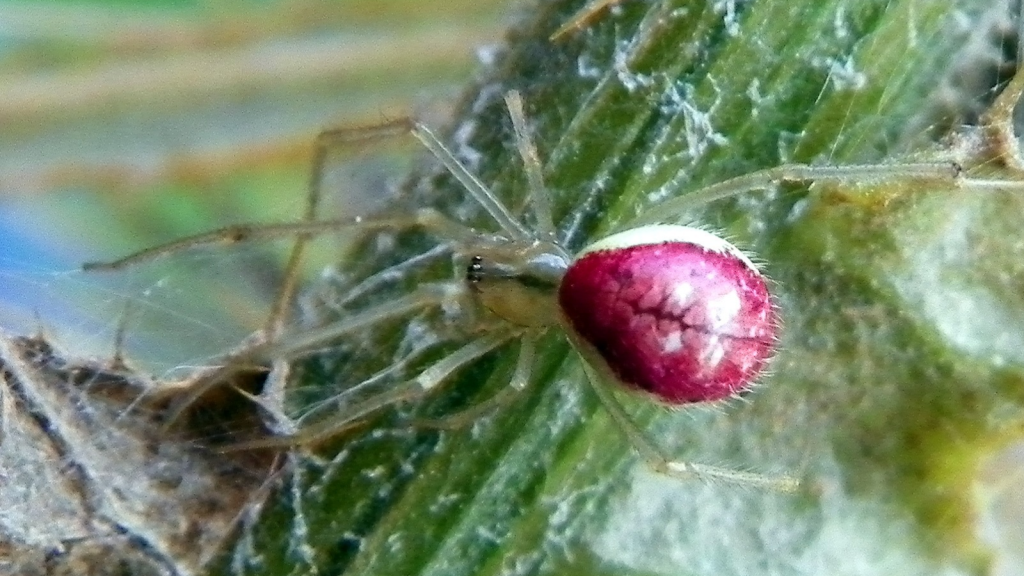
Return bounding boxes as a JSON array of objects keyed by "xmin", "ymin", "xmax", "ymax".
[{"xmin": 86, "ymin": 64, "xmax": 1024, "ymax": 490}]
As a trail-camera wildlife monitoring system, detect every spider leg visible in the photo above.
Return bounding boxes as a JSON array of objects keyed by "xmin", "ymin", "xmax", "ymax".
[
  {"xmin": 228, "ymin": 358, "xmax": 298, "ymax": 437},
  {"xmin": 295, "ymin": 341, "xmax": 441, "ymax": 425},
  {"xmin": 81, "ymin": 207, "xmax": 482, "ymax": 272},
  {"xmin": 262, "ymin": 128, "xmax": 331, "ymax": 339},
  {"xmin": 627, "ymin": 65, "xmax": 1024, "ymax": 230},
  {"xmin": 328, "ymin": 244, "xmax": 452, "ymax": 311},
  {"xmin": 549, "ymin": 0, "xmax": 623, "ymax": 41},
  {"xmin": 107, "ymin": 298, "xmax": 134, "ymax": 371},
  {"xmin": 412, "ymin": 124, "xmax": 532, "ymax": 242},
  {"xmin": 218, "ymin": 330, "xmax": 520, "ymax": 451},
  {"xmin": 253, "ymin": 128, "xmax": 340, "ymax": 407},
  {"xmin": 160, "ymin": 283, "xmax": 457, "ymax": 428},
  {"xmin": 576, "ymin": 353, "xmax": 799, "ymax": 491},
  {"xmin": 504, "ymin": 92, "xmax": 557, "ymax": 241},
  {"xmin": 981, "ymin": 63, "xmax": 1024, "ymax": 173},
  {"xmin": 623, "ymin": 162, "xmax": 962, "ymax": 229},
  {"xmin": 81, "ymin": 118, "xmax": 484, "ymax": 273},
  {"xmin": 412, "ymin": 332, "xmax": 538, "ymax": 430},
  {"xmin": 265, "ymin": 283, "xmax": 461, "ymax": 360},
  {"xmin": 275, "ymin": 119, "xmax": 437, "ymax": 343}
]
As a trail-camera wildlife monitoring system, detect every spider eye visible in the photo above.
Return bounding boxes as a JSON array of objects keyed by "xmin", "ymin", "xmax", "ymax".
[
  {"xmin": 559, "ymin": 224, "xmax": 777, "ymax": 404},
  {"xmin": 467, "ymin": 255, "xmax": 484, "ymax": 284}
]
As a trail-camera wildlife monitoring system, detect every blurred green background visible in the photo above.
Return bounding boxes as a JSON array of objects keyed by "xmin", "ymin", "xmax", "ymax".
[{"xmin": 0, "ymin": 0, "xmax": 508, "ymax": 375}]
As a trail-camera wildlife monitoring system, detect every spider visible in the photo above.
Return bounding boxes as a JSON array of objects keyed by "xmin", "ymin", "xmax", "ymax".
[{"xmin": 84, "ymin": 61, "xmax": 1024, "ymax": 491}]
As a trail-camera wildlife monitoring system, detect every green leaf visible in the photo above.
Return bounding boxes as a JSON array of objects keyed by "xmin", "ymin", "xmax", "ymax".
[{"xmin": 220, "ymin": 1, "xmax": 1024, "ymax": 575}]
